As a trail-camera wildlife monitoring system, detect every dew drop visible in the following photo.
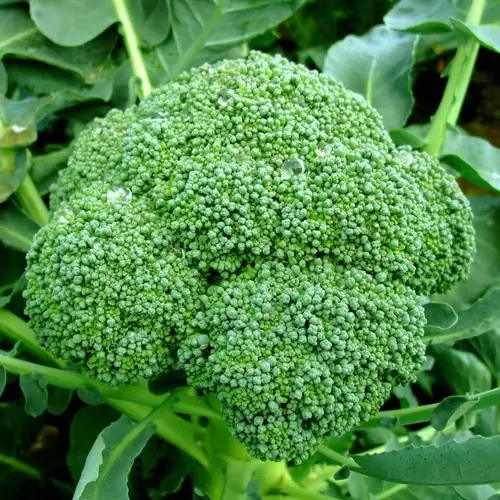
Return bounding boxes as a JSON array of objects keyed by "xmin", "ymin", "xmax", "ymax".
[
  {"xmin": 58, "ymin": 208, "xmax": 74, "ymax": 224},
  {"xmin": 399, "ymin": 150, "xmax": 414, "ymax": 166},
  {"xmin": 316, "ymin": 144, "xmax": 332, "ymax": 158},
  {"xmin": 281, "ymin": 158, "xmax": 306, "ymax": 179},
  {"xmin": 11, "ymin": 124, "xmax": 27, "ymax": 134},
  {"xmin": 107, "ymin": 186, "xmax": 132, "ymax": 204}
]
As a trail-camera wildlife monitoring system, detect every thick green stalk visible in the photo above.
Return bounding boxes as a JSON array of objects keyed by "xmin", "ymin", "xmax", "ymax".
[
  {"xmin": 375, "ymin": 483, "xmax": 408, "ymax": 500},
  {"xmin": 424, "ymin": 0, "xmax": 486, "ymax": 156},
  {"xmin": 0, "ymin": 451, "xmax": 42, "ymax": 479},
  {"xmin": 111, "ymin": 0, "xmax": 152, "ymax": 98},
  {"xmin": 0, "ymin": 309, "xmax": 57, "ymax": 366},
  {"xmin": 15, "ymin": 175, "xmax": 49, "ymax": 227}
]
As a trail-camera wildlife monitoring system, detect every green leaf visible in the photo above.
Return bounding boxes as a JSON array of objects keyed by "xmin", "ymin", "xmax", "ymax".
[
  {"xmin": 0, "ymin": 204, "xmax": 37, "ymax": 253},
  {"xmin": 323, "ymin": 25, "xmax": 417, "ymax": 130},
  {"xmin": 468, "ymin": 329, "xmax": 500, "ymax": 381},
  {"xmin": 132, "ymin": 0, "xmax": 171, "ymax": 47},
  {"xmin": 431, "ymin": 395, "xmax": 479, "ymax": 431},
  {"xmin": 68, "ymin": 406, "xmax": 119, "ymax": 482},
  {"xmin": 384, "ymin": 0, "xmax": 459, "ymax": 34},
  {"xmin": 156, "ymin": 0, "xmax": 306, "ymax": 79},
  {"xmin": 424, "ymin": 302, "xmax": 458, "ymax": 331},
  {"xmin": 47, "ymin": 386, "xmax": 73, "ymax": 416},
  {"xmin": 30, "ymin": 148, "xmax": 71, "ymax": 196},
  {"xmin": 30, "ymin": 0, "xmax": 116, "ymax": 47},
  {"xmin": 0, "ymin": 61, "xmax": 6, "ymax": 95},
  {"xmin": 434, "ymin": 346, "xmax": 492, "ymax": 394},
  {"xmin": 354, "ymin": 435, "xmax": 500, "ymax": 485},
  {"xmin": 424, "ymin": 287, "xmax": 500, "ymax": 344},
  {"xmin": 73, "ymin": 415, "xmax": 156, "ymax": 500},
  {"xmin": 0, "ymin": 6, "xmax": 118, "ymax": 83},
  {"xmin": 77, "ymin": 385, "xmax": 105, "ymax": 406},
  {"xmin": 0, "ymin": 364, "xmax": 6, "ymax": 398},
  {"xmin": 440, "ymin": 127, "xmax": 500, "ymax": 193},
  {"xmin": 450, "ymin": 0, "xmax": 500, "ymax": 54},
  {"xmin": 0, "ymin": 273, "xmax": 26, "ymax": 308},
  {"xmin": 19, "ymin": 373, "xmax": 48, "ymax": 417},
  {"xmin": 390, "ymin": 128, "xmax": 428, "ymax": 148},
  {"xmin": 0, "ymin": 148, "xmax": 31, "ymax": 203}
]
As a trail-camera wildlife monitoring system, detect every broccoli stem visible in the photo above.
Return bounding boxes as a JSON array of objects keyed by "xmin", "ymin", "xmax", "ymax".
[
  {"xmin": 111, "ymin": 0, "xmax": 152, "ymax": 98},
  {"xmin": 15, "ymin": 175, "xmax": 49, "ymax": 227},
  {"xmin": 0, "ymin": 451, "xmax": 42, "ymax": 480},
  {"xmin": 425, "ymin": 0, "xmax": 486, "ymax": 156}
]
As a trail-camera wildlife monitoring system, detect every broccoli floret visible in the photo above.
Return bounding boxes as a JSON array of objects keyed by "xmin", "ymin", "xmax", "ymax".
[
  {"xmin": 179, "ymin": 259, "xmax": 426, "ymax": 461},
  {"xmin": 25, "ymin": 50, "xmax": 475, "ymax": 461},
  {"xmin": 25, "ymin": 183, "xmax": 204, "ymax": 385}
]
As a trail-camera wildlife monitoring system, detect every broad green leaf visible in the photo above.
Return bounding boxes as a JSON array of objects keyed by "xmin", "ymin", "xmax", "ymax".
[
  {"xmin": 424, "ymin": 302, "xmax": 458, "ymax": 331},
  {"xmin": 431, "ymin": 395, "xmax": 479, "ymax": 430},
  {"xmin": 468, "ymin": 329, "xmax": 500, "ymax": 380},
  {"xmin": 354, "ymin": 435, "xmax": 500, "ymax": 485},
  {"xmin": 0, "ymin": 364, "xmax": 6, "ymax": 398},
  {"xmin": 0, "ymin": 148, "xmax": 30, "ymax": 202},
  {"xmin": 0, "ymin": 6, "xmax": 118, "ymax": 83},
  {"xmin": 436, "ymin": 198, "xmax": 500, "ymax": 309},
  {"xmin": 30, "ymin": 148, "xmax": 72, "ymax": 196},
  {"xmin": 4, "ymin": 60, "xmax": 114, "ymax": 102},
  {"xmin": 68, "ymin": 406, "xmax": 119, "ymax": 481},
  {"xmin": 434, "ymin": 346, "xmax": 492, "ymax": 394},
  {"xmin": 73, "ymin": 415, "xmax": 155, "ymax": 500},
  {"xmin": 132, "ymin": 0, "xmax": 171, "ymax": 47},
  {"xmin": 30, "ymin": 0, "xmax": 116, "ymax": 47},
  {"xmin": 384, "ymin": 0, "xmax": 458, "ymax": 33},
  {"xmin": 440, "ymin": 127, "xmax": 500, "ymax": 193},
  {"xmin": 0, "ymin": 273, "xmax": 26, "ymax": 308},
  {"xmin": 156, "ymin": 0, "xmax": 306, "ymax": 79},
  {"xmin": 0, "ymin": 62, "xmax": 6, "ymax": 95},
  {"xmin": 19, "ymin": 373, "xmax": 48, "ymax": 417},
  {"xmin": 47, "ymin": 386, "xmax": 72, "ymax": 416},
  {"xmin": 0, "ymin": 204, "xmax": 37, "ymax": 252},
  {"xmin": 77, "ymin": 386, "xmax": 104, "ymax": 406},
  {"xmin": 425, "ymin": 287, "xmax": 500, "ymax": 344},
  {"xmin": 390, "ymin": 128, "xmax": 427, "ymax": 148},
  {"xmin": 323, "ymin": 25, "xmax": 417, "ymax": 130}
]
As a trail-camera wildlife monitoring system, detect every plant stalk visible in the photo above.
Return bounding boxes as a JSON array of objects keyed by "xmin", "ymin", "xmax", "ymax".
[
  {"xmin": 316, "ymin": 445, "xmax": 360, "ymax": 470},
  {"xmin": 15, "ymin": 175, "xmax": 49, "ymax": 227},
  {"xmin": 0, "ymin": 452, "xmax": 42, "ymax": 479},
  {"xmin": 424, "ymin": 0, "xmax": 486, "ymax": 156},
  {"xmin": 111, "ymin": 0, "xmax": 152, "ymax": 98}
]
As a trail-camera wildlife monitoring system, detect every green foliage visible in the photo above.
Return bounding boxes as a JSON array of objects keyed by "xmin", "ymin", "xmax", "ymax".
[
  {"xmin": 324, "ymin": 25, "xmax": 417, "ymax": 130},
  {"xmin": 0, "ymin": 0, "xmax": 500, "ymax": 498}
]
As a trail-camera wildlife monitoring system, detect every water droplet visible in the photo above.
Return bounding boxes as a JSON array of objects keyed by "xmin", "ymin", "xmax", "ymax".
[
  {"xmin": 58, "ymin": 208, "xmax": 74, "ymax": 224},
  {"xmin": 281, "ymin": 158, "xmax": 306, "ymax": 179},
  {"xmin": 218, "ymin": 96, "xmax": 228, "ymax": 107},
  {"xmin": 316, "ymin": 144, "xmax": 332, "ymax": 158},
  {"xmin": 399, "ymin": 151, "xmax": 414, "ymax": 166},
  {"xmin": 107, "ymin": 187, "xmax": 132, "ymax": 204},
  {"xmin": 218, "ymin": 89, "xmax": 234, "ymax": 108},
  {"xmin": 11, "ymin": 124, "xmax": 27, "ymax": 134}
]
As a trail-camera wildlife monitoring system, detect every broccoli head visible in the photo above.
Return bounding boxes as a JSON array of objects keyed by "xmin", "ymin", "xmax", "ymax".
[{"xmin": 24, "ymin": 51, "xmax": 475, "ymax": 461}]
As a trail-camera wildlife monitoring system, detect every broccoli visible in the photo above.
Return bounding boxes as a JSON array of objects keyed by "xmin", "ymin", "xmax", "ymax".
[{"xmin": 24, "ymin": 51, "xmax": 475, "ymax": 461}]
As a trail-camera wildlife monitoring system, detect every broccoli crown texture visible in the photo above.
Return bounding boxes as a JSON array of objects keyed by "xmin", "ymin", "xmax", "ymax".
[{"xmin": 24, "ymin": 51, "xmax": 475, "ymax": 461}]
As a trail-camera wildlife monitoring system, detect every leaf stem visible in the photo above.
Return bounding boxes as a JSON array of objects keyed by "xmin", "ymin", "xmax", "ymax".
[
  {"xmin": 0, "ymin": 309, "xmax": 57, "ymax": 366},
  {"xmin": 375, "ymin": 483, "xmax": 408, "ymax": 500},
  {"xmin": 0, "ymin": 451, "xmax": 42, "ymax": 479},
  {"xmin": 167, "ymin": 0, "xmax": 230, "ymax": 80},
  {"xmin": 364, "ymin": 385, "xmax": 500, "ymax": 427},
  {"xmin": 424, "ymin": 0, "xmax": 486, "ymax": 156},
  {"xmin": 15, "ymin": 175, "xmax": 49, "ymax": 227},
  {"xmin": 316, "ymin": 445, "xmax": 360, "ymax": 470},
  {"xmin": 111, "ymin": 0, "xmax": 152, "ymax": 98}
]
